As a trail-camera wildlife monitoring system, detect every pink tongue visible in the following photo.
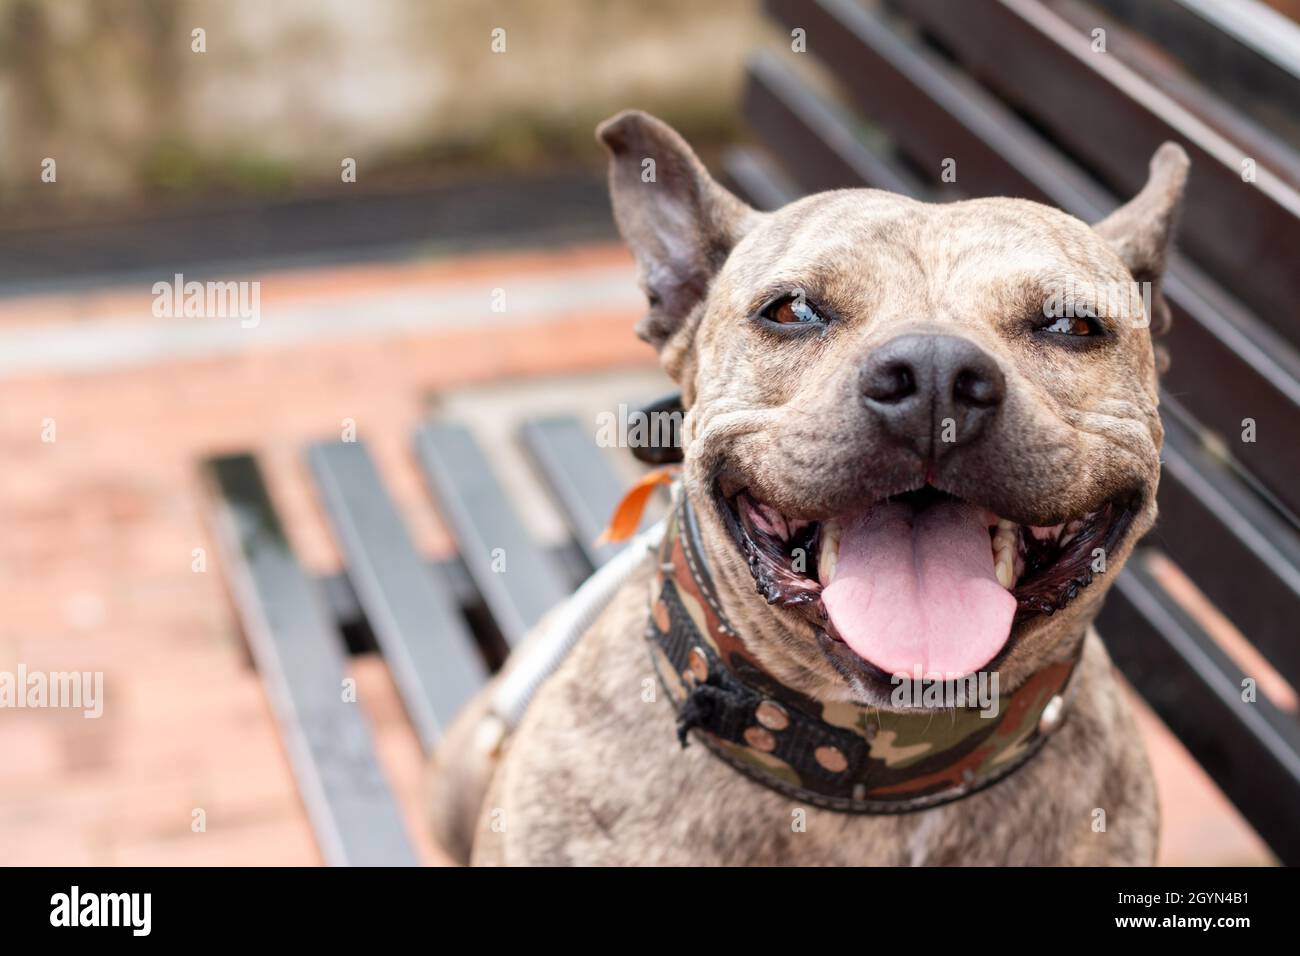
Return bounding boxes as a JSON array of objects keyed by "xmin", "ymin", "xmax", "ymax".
[{"xmin": 822, "ymin": 500, "xmax": 1015, "ymax": 677}]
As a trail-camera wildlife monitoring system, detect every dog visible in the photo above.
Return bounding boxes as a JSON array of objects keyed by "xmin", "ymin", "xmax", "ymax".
[{"xmin": 429, "ymin": 110, "xmax": 1188, "ymax": 865}]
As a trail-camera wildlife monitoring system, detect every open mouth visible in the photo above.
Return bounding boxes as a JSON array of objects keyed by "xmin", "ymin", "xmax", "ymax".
[{"xmin": 716, "ymin": 481, "xmax": 1138, "ymax": 682}]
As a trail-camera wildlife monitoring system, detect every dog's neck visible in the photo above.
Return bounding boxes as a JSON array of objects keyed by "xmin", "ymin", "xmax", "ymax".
[{"xmin": 645, "ymin": 492, "xmax": 1082, "ymax": 813}]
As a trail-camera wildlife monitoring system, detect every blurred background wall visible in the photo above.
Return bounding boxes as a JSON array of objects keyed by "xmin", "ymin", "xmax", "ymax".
[{"xmin": 0, "ymin": 0, "xmax": 767, "ymax": 221}]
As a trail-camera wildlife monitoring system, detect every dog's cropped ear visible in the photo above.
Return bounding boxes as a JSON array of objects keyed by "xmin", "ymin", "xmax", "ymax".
[
  {"xmin": 1092, "ymin": 142, "xmax": 1190, "ymax": 341},
  {"xmin": 597, "ymin": 110, "xmax": 761, "ymax": 356}
]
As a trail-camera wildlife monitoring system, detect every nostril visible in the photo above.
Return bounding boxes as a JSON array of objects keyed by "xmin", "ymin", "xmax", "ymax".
[
  {"xmin": 953, "ymin": 368, "xmax": 1003, "ymax": 408},
  {"xmin": 863, "ymin": 362, "xmax": 916, "ymax": 404}
]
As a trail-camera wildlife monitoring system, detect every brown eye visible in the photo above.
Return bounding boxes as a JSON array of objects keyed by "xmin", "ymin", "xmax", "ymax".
[
  {"xmin": 1041, "ymin": 314, "xmax": 1100, "ymax": 336},
  {"xmin": 761, "ymin": 294, "xmax": 826, "ymax": 325}
]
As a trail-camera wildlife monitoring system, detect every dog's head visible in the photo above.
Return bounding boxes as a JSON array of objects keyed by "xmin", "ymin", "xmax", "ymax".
[{"xmin": 599, "ymin": 111, "xmax": 1188, "ymax": 707}]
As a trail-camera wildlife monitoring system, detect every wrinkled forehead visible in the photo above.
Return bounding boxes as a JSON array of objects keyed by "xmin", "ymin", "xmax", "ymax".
[{"xmin": 726, "ymin": 191, "xmax": 1127, "ymax": 297}]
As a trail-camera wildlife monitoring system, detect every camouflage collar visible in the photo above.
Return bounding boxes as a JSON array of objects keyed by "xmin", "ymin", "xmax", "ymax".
[{"xmin": 646, "ymin": 492, "xmax": 1080, "ymax": 814}]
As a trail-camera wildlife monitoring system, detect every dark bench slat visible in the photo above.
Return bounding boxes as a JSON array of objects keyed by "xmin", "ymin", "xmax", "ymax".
[
  {"xmin": 414, "ymin": 422, "xmax": 571, "ymax": 648},
  {"xmin": 1158, "ymin": 261, "xmax": 1300, "ymax": 522},
  {"xmin": 204, "ymin": 455, "xmax": 418, "ymax": 866},
  {"xmin": 319, "ymin": 557, "xmax": 489, "ymax": 640},
  {"xmin": 1086, "ymin": 0, "xmax": 1300, "ymax": 136},
  {"xmin": 519, "ymin": 416, "xmax": 633, "ymax": 571},
  {"xmin": 1040, "ymin": 0, "xmax": 1300, "ymax": 191},
  {"xmin": 722, "ymin": 146, "xmax": 803, "ymax": 214},
  {"xmin": 737, "ymin": 60, "xmax": 907, "ymax": 209},
  {"xmin": 307, "ymin": 440, "xmax": 489, "ymax": 753},
  {"xmin": 1155, "ymin": 408, "xmax": 1300, "ymax": 686},
  {"xmin": 769, "ymin": 0, "xmax": 1112, "ymax": 209},
  {"xmin": 743, "ymin": 51, "xmax": 925, "ymax": 197},
  {"xmin": 1099, "ymin": 550, "xmax": 1300, "ymax": 866},
  {"xmin": 760, "ymin": 0, "xmax": 1300, "ymax": 520},
  {"xmin": 893, "ymin": 0, "xmax": 1300, "ymax": 350}
]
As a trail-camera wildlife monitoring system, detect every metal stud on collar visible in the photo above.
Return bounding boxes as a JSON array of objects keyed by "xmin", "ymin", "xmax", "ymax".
[
  {"xmin": 755, "ymin": 700, "xmax": 789, "ymax": 731},
  {"xmin": 1039, "ymin": 694, "xmax": 1066, "ymax": 734},
  {"xmin": 815, "ymin": 745, "xmax": 848, "ymax": 773}
]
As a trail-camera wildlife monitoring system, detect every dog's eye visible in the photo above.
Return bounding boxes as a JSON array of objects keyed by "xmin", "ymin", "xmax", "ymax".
[
  {"xmin": 1040, "ymin": 314, "xmax": 1100, "ymax": 336},
  {"xmin": 762, "ymin": 295, "xmax": 826, "ymax": 325}
]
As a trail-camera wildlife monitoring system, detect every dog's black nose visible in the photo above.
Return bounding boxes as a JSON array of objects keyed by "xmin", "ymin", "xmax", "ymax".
[{"xmin": 860, "ymin": 334, "xmax": 1005, "ymax": 459}]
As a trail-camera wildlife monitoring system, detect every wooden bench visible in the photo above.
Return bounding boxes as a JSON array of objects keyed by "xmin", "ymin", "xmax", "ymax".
[
  {"xmin": 203, "ymin": 415, "xmax": 653, "ymax": 865},
  {"xmin": 726, "ymin": 0, "xmax": 1300, "ymax": 864}
]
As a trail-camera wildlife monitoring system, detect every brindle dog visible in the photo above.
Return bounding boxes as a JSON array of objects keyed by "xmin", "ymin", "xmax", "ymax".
[{"xmin": 429, "ymin": 111, "xmax": 1188, "ymax": 865}]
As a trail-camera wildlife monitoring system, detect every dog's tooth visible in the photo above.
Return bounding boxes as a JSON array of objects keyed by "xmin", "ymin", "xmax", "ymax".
[
  {"xmin": 995, "ymin": 552, "xmax": 1015, "ymax": 590},
  {"xmin": 820, "ymin": 546, "xmax": 837, "ymax": 585},
  {"xmin": 992, "ymin": 521, "xmax": 1017, "ymax": 590},
  {"xmin": 819, "ymin": 521, "xmax": 841, "ymax": 585}
]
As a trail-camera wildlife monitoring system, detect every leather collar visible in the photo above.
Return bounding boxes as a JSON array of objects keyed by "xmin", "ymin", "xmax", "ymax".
[{"xmin": 646, "ymin": 490, "xmax": 1080, "ymax": 813}]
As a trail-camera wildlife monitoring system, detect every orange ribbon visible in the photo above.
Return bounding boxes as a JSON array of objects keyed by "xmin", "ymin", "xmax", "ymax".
[{"xmin": 596, "ymin": 465, "xmax": 680, "ymax": 545}]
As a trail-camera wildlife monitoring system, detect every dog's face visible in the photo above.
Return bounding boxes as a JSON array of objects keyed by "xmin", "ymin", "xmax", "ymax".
[{"xmin": 600, "ymin": 111, "xmax": 1188, "ymax": 707}]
